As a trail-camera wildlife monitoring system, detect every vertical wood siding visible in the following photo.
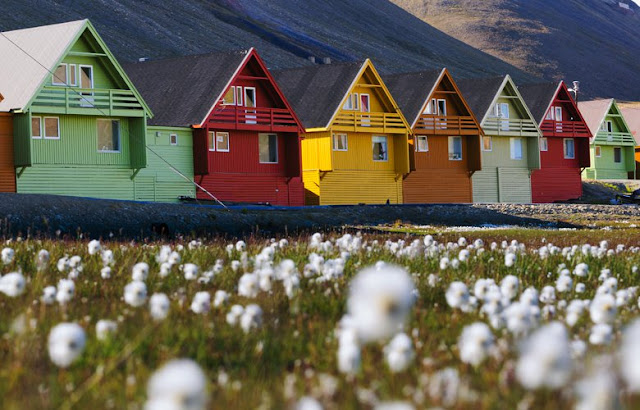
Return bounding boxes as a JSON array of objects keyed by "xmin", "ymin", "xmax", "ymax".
[
  {"xmin": 472, "ymin": 166, "xmax": 532, "ymax": 203},
  {"xmin": 472, "ymin": 169, "xmax": 499, "ymax": 203},
  {"xmin": 12, "ymin": 113, "xmax": 32, "ymax": 167},
  {"xmin": 196, "ymin": 174, "xmax": 304, "ymax": 206},
  {"xmin": 0, "ymin": 114, "xmax": 16, "ymax": 192},
  {"xmin": 206, "ymin": 130, "xmax": 287, "ymax": 174},
  {"xmin": 319, "ymin": 170, "xmax": 402, "ymax": 205},
  {"xmin": 403, "ymin": 169, "xmax": 471, "ymax": 203},
  {"xmin": 301, "ymin": 132, "xmax": 332, "ymax": 171},
  {"xmin": 531, "ymin": 167, "xmax": 582, "ymax": 203},
  {"xmin": 586, "ymin": 145, "xmax": 635, "ymax": 179}
]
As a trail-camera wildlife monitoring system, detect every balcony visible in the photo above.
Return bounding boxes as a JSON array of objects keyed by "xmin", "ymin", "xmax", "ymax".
[
  {"xmin": 31, "ymin": 86, "xmax": 146, "ymax": 117},
  {"xmin": 482, "ymin": 118, "xmax": 539, "ymax": 137},
  {"xmin": 594, "ymin": 131, "xmax": 636, "ymax": 146},
  {"xmin": 539, "ymin": 120, "xmax": 590, "ymax": 137},
  {"xmin": 207, "ymin": 106, "xmax": 300, "ymax": 132},
  {"xmin": 414, "ymin": 115, "xmax": 479, "ymax": 135},
  {"xmin": 332, "ymin": 111, "xmax": 407, "ymax": 134}
]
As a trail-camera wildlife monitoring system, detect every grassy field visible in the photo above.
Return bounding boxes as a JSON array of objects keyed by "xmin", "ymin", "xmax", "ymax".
[{"xmin": 1, "ymin": 227, "xmax": 639, "ymax": 409}]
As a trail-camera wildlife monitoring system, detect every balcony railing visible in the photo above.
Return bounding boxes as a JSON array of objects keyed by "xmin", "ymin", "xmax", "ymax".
[
  {"xmin": 482, "ymin": 118, "xmax": 539, "ymax": 136},
  {"xmin": 594, "ymin": 131, "xmax": 636, "ymax": 146},
  {"xmin": 31, "ymin": 86, "xmax": 145, "ymax": 117},
  {"xmin": 414, "ymin": 115, "xmax": 479, "ymax": 135},
  {"xmin": 208, "ymin": 106, "xmax": 299, "ymax": 132},
  {"xmin": 539, "ymin": 120, "xmax": 590, "ymax": 137},
  {"xmin": 332, "ymin": 112, "xmax": 406, "ymax": 133}
]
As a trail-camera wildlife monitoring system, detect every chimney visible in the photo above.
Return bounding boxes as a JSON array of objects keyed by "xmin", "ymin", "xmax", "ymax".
[
  {"xmin": 322, "ymin": 57, "xmax": 332, "ymax": 65},
  {"xmin": 307, "ymin": 56, "xmax": 316, "ymax": 64}
]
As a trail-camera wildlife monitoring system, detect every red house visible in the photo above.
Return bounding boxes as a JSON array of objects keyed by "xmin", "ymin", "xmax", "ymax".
[
  {"xmin": 126, "ymin": 48, "xmax": 305, "ymax": 206},
  {"xmin": 520, "ymin": 82, "xmax": 591, "ymax": 203}
]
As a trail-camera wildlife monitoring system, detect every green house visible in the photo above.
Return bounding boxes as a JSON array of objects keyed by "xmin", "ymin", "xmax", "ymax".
[
  {"xmin": 458, "ymin": 75, "xmax": 541, "ymax": 203},
  {"xmin": 579, "ymin": 99, "xmax": 636, "ymax": 180},
  {"xmin": 0, "ymin": 20, "xmax": 191, "ymax": 201}
]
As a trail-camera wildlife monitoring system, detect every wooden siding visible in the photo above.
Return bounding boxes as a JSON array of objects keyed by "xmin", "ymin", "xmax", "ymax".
[
  {"xmin": 472, "ymin": 169, "xmax": 499, "ymax": 203},
  {"xmin": 0, "ymin": 114, "xmax": 15, "ymax": 192},
  {"xmin": 532, "ymin": 167, "xmax": 582, "ymax": 203},
  {"xmin": 196, "ymin": 174, "xmax": 304, "ymax": 206},
  {"xmin": 473, "ymin": 167, "xmax": 532, "ymax": 203},
  {"xmin": 585, "ymin": 145, "xmax": 636, "ymax": 179},
  {"xmin": 318, "ymin": 170, "xmax": 402, "ymax": 205},
  {"xmin": 404, "ymin": 169, "xmax": 472, "ymax": 203},
  {"xmin": 303, "ymin": 170, "xmax": 321, "ymax": 205},
  {"xmin": 301, "ymin": 132, "xmax": 332, "ymax": 172},
  {"xmin": 332, "ymin": 132, "xmax": 398, "ymax": 172},
  {"xmin": 13, "ymin": 113, "xmax": 32, "ymax": 167},
  {"xmin": 135, "ymin": 126, "xmax": 195, "ymax": 203}
]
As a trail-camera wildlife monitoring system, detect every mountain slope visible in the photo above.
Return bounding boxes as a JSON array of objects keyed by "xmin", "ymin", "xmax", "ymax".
[
  {"xmin": 391, "ymin": 0, "xmax": 640, "ymax": 100},
  {"xmin": 0, "ymin": 0, "xmax": 534, "ymax": 82}
]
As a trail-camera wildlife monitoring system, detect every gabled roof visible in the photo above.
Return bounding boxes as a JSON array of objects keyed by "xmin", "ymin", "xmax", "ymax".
[
  {"xmin": 518, "ymin": 82, "xmax": 561, "ymax": 124},
  {"xmin": 383, "ymin": 68, "xmax": 444, "ymax": 127},
  {"xmin": 578, "ymin": 99, "xmax": 615, "ymax": 136},
  {"xmin": 456, "ymin": 76, "xmax": 506, "ymax": 122},
  {"xmin": 0, "ymin": 19, "xmax": 152, "ymax": 116},
  {"xmin": 273, "ymin": 61, "xmax": 364, "ymax": 130},
  {"xmin": 619, "ymin": 104, "xmax": 640, "ymax": 145},
  {"xmin": 124, "ymin": 50, "xmax": 249, "ymax": 127},
  {"xmin": 0, "ymin": 20, "xmax": 85, "ymax": 112}
]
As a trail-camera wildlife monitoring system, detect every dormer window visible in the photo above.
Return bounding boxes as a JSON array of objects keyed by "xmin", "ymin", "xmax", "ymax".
[{"xmin": 52, "ymin": 64, "xmax": 68, "ymax": 85}]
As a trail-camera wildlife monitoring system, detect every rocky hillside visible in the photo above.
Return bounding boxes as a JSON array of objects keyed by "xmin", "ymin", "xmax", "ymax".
[
  {"xmin": 0, "ymin": 0, "xmax": 533, "ymax": 81},
  {"xmin": 391, "ymin": 0, "xmax": 640, "ymax": 100}
]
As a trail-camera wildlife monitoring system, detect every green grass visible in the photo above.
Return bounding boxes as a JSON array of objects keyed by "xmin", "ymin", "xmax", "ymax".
[{"xmin": 0, "ymin": 229, "xmax": 639, "ymax": 408}]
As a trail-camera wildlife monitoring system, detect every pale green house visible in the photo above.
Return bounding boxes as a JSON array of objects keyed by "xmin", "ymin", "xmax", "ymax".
[
  {"xmin": 579, "ymin": 99, "xmax": 636, "ymax": 180},
  {"xmin": 458, "ymin": 75, "xmax": 541, "ymax": 203}
]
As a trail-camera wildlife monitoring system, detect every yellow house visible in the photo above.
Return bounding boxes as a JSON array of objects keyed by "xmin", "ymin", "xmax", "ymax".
[{"xmin": 274, "ymin": 60, "xmax": 411, "ymax": 205}]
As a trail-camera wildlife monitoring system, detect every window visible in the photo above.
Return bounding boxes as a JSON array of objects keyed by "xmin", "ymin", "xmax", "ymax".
[
  {"xmin": 614, "ymin": 147, "xmax": 622, "ymax": 163},
  {"xmin": 170, "ymin": 133, "xmax": 178, "ymax": 146},
  {"xmin": 563, "ymin": 138, "xmax": 575, "ymax": 159},
  {"xmin": 69, "ymin": 64, "xmax": 77, "ymax": 86},
  {"xmin": 595, "ymin": 146, "xmax": 602, "ymax": 157},
  {"xmin": 424, "ymin": 99, "xmax": 437, "ymax": 115},
  {"xmin": 482, "ymin": 136, "xmax": 492, "ymax": 151},
  {"xmin": 52, "ymin": 64, "xmax": 67, "ymax": 85},
  {"xmin": 332, "ymin": 133, "xmax": 348, "ymax": 151},
  {"xmin": 510, "ymin": 137, "xmax": 523, "ymax": 160},
  {"xmin": 216, "ymin": 132, "xmax": 230, "ymax": 152},
  {"xmin": 415, "ymin": 135, "xmax": 428, "ymax": 152},
  {"xmin": 44, "ymin": 117, "xmax": 60, "ymax": 139},
  {"xmin": 31, "ymin": 116, "xmax": 42, "ymax": 139},
  {"xmin": 79, "ymin": 65, "xmax": 93, "ymax": 89},
  {"xmin": 97, "ymin": 119, "xmax": 120, "ymax": 152},
  {"xmin": 342, "ymin": 93, "xmax": 359, "ymax": 110},
  {"xmin": 448, "ymin": 136, "xmax": 462, "ymax": 160},
  {"xmin": 545, "ymin": 108, "xmax": 554, "ymax": 120},
  {"xmin": 259, "ymin": 133, "xmax": 278, "ymax": 163},
  {"xmin": 372, "ymin": 136, "xmax": 388, "ymax": 161},
  {"xmin": 208, "ymin": 131, "xmax": 215, "ymax": 151},
  {"xmin": 496, "ymin": 102, "xmax": 510, "ymax": 131},
  {"xmin": 600, "ymin": 120, "xmax": 613, "ymax": 133},
  {"xmin": 244, "ymin": 87, "xmax": 256, "ymax": 124},
  {"xmin": 223, "ymin": 86, "xmax": 236, "ymax": 105},
  {"xmin": 236, "ymin": 86, "xmax": 243, "ymax": 106},
  {"xmin": 540, "ymin": 137, "xmax": 548, "ymax": 152},
  {"xmin": 437, "ymin": 99, "xmax": 447, "ymax": 116}
]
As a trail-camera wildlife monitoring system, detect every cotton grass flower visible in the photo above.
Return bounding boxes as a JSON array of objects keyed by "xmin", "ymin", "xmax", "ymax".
[
  {"xmin": 516, "ymin": 322, "xmax": 572, "ymax": 390},
  {"xmin": 96, "ymin": 319, "xmax": 117, "ymax": 341},
  {"xmin": 213, "ymin": 290, "xmax": 229, "ymax": 308},
  {"xmin": 240, "ymin": 304, "xmax": 263, "ymax": 333},
  {"xmin": 145, "ymin": 359, "xmax": 208, "ymax": 410},
  {"xmin": 56, "ymin": 279, "xmax": 75, "ymax": 305},
  {"xmin": 446, "ymin": 281, "xmax": 469, "ymax": 309},
  {"xmin": 132, "ymin": 262, "xmax": 150, "ymax": 281},
  {"xmin": 238, "ymin": 273, "xmax": 259, "ymax": 298},
  {"xmin": 150, "ymin": 293, "xmax": 170, "ymax": 321},
  {"xmin": 500, "ymin": 275, "xmax": 519, "ymax": 300},
  {"xmin": 226, "ymin": 305, "xmax": 244, "ymax": 326},
  {"xmin": 48, "ymin": 322, "xmax": 86, "ymax": 368},
  {"xmin": 619, "ymin": 319, "xmax": 640, "ymax": 392},
  {"xmin": 458, "ymin": 322, "xmax": 494, "ymax": 367},
  {"xmin": 41, "ymin": 286, "xmax": 57, "ymax": 304},
  {"xmin": 589, "ymin": 324, "xmax": 613, "ymax": 345},
  {"xmin": 0, "ymin": 272, "xmax": 26, "ymax": 297},
  {"xmin": 589, "ymin": 294, "xmax": 616, "ymax": 324},
  {"xmin": 88, "ymin": 239, "xmax": 101, "ymax": 255},
  {"xmin": 1, "ymin": 247, "xmax": 14, "ymax": 264},
  {"xmin": 182, "ymin": 263, "xmax": 199, "ymax": 281},
  {"xmin": 100, "ymin": 266, "xmax": 111, "ymax": 279},
  {"xmin": 124, "ymin": 281, "xmax": 147, "ymax": 307},
  {"xmin": 190, "ymin": 292, "xmax": 210, "ymax": 314},
  {"xmin": 345, "ymin": 264, "xmax": 415, "ymax": 343},
  {"xmin": 337, "ymin": 327, "xmax": 361, "ymax": 374},
  {"xmin": 384, "ymin": 333, "xmax": 414, "ymax": 373}
]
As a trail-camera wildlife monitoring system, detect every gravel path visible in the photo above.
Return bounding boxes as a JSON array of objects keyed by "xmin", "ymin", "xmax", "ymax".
[{"xmin": 0, "ymin": 193, "xmax": 637, "ymax": 239}]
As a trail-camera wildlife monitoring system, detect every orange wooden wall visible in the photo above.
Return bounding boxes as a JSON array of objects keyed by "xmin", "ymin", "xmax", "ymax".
[{"xmin": 0, "ymin": 114, "xmax": 15, "ymax": 192}]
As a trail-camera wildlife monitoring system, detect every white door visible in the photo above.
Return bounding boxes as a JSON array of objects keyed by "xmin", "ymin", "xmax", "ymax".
[
  {"xmin": 79, "ymin": 65, "xmax": 94, "ymax": 107},
  {"xmin": 555, "ymin": 106, "xmax": 563, "ymax": 133},
  {"xmin": 244, "ymin": 87, "xmax": 256, "ymax": 124},
  {"xmin": 360, "ymin": 94, "xmax": 370, "ymax": 127}
]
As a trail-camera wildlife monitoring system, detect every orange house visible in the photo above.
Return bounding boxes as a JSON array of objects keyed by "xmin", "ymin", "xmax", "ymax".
[{"xmin": 385, "ymin": 68, "xmax": 482, "ymax": 203}]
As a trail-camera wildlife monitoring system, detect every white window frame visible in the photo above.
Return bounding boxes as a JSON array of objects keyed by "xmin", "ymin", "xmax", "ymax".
[
  {"xmin": 343, "ymin": 93, "xmax": 359, "ymax": 111},
  {"xmin": 236, "ymin": 86, "xmax": 243, "ymax": 107},
  {"xmin": 563, "ymin": 138, "xmax": 575, "ymax": 159},
  {"xmin": 43, "ymin": 116, "xmax": 60, "ymax": 140},
  {"xmin": 208, "ymin": 131, "xmax": 216, "ymax": 151},
  {"xmin": 372, "ymin": 135, "xmax": 388, "ymax": 162},
  {"xmin": 96, "ymin": 119, "xmax": 120, "ymax": 152},
  {"xmin": 540, "ymin": 137, "xmax": 548, "ymax": 152},
  {"xmin": 170, "ymin": 133, "xmax": 178, "ymax": 146},
  {"xmin": 545, "ymin": 108, "xmax": 554, "ymax": 120},
  {"xmin": 68, "ymin": 64, "xmax": 77, "ymax": 86},
  {"xmin": 78, "ymin": 65, "xmax": 94, "ymax": 89},
  {"xmin": 222, "ymin": 86, "xmax": 236, "ymax": 105},
  {"xmin": 415, "ymin": 135, "xmax": 428, "ymax": 152},
  {"xmin": 52, "ymin": 63, "xmax": 68, "ymax": 86},
  {"xmin": 482, "ymin": 136, "xmax": 492, "ymax": 151},
  {"xmin": 437, "ymin": 99, "xmax": 447, "ymax": 116},
  {"xmin": 424, "ymin": 98, "xmax": 437, "ymax": 115},
  {"xmin": 31, "ymin": 116, "xmax": 43, "ymax": 139},
  {"xmin": 601, "ymin": 120, "xmax": 613, "ymax": 133},
  {"xmin": 448, "ymin": 136, "xmax": 463, "ymax": 161},
  {"xmin": 332, "ymin": 133, "xmax": 348, "ymax": 151},
  {"xmin": 613, "ymin": 146, "xmax": 622, "ymax": 163},
  {"xmin": 216, "ymin": 132, "xmax": 230, "ymax": 152},
  {"xmin": 510, "ymin": 137, "xmax": 523, "ymax": 160},
  {"xmin": 259, "ymin": 133, "xmax": 278, "ymax": 164},
  {"xmin": 595, "ymin": 145, "xmax": 602, "ymax": 157}
]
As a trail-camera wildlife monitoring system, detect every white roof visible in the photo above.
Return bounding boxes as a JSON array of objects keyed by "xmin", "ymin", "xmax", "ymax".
[{"xmin": 0, "ymin": 20, "xmax": 86, "ymax": 112}]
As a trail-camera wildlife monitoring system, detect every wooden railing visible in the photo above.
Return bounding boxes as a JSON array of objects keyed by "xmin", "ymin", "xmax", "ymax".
[
  {"xmin": 539, "ymin": 120, "xmax": 590, "ymax": 137},
  {"xmin": 31, "ymin": 86, "xmax": 145, "ymax": 116},
  {"xmin": 208, "ymin": 106, "xmax": 299, "ymax": 132},
  {"xmin": 483, "ymin": 118, "xmax": 539, "ymax": 136},
  {"xmin": 595, "ymin": 131, "xmax": 636, "ymax": 145},
  {"xmin": 332, "ymin": 112, "xmax": 406, "ymax": 133},
  {"xmin": 414, "ymin": 115, "xmax": 478, "ymax": 134}
]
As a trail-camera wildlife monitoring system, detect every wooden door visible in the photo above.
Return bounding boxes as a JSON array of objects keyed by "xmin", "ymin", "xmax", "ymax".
[{"xmin": 0, "ymin": 114, "xmax": 15, "ymax": 192}]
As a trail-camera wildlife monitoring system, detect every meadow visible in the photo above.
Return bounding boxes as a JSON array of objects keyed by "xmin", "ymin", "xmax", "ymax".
[{"xmin": 1, "ymin": 226, "xmax": 640, "ymax": 409}]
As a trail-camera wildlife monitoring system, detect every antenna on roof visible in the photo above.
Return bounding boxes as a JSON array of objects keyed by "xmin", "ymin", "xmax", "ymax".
[{"xmin": 568, "ymin": 81, "xmax": 580, "ymax": 103}]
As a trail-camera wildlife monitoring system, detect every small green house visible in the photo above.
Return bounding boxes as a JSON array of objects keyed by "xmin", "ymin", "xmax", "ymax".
[
  {"xmin": 579, "ymin": 99, "xmax": 636, "ymax": 180},
  {"xmin": 0, "ymin": 20, "xmax": 191, "ymax": 201},
  {"xmin": 458, "ymin": 75, "xmax": 541, "ymax": 203}
]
